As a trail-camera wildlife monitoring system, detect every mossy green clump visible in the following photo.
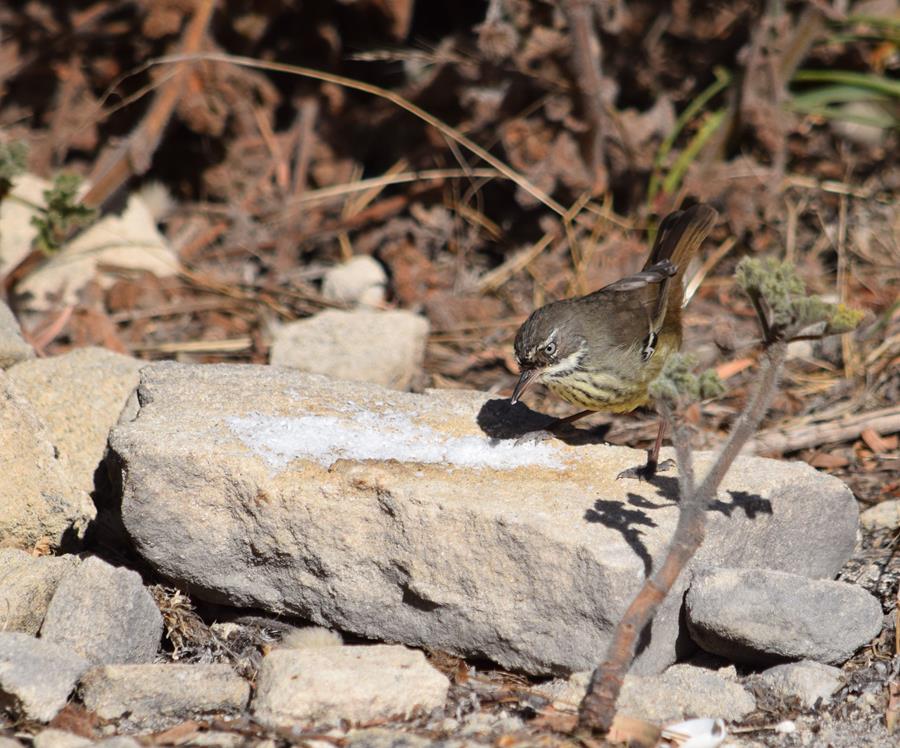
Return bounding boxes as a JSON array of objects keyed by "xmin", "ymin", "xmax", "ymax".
[
  {"xmin": 735, "ymin": 256, "xmax": 864, "ymax": 339},
  {"xmin": 650, "ymin": 353, "xmax": 724, "ymax": 405},
  {"xmin": 0, "ymin": 141, "xmax": 27, "ymax": 195},
  {"xmin": 31, "ymin": 173, "xmax": 96, "ymax": 254}
]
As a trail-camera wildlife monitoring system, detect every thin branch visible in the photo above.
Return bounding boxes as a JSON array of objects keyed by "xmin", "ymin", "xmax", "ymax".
[
  {"xmin": 82, "ymin": 0, "xmax": 217, "ymax": 208},
  {"xmin": 696, "ymin": 341, "xmax": 787, "ymax": 501},
  {"xmin": 562, "ymin": 0, "xmax": 608, "ymax": 193}
]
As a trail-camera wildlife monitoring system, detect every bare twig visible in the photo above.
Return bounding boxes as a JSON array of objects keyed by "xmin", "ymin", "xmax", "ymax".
[
  {"xmin": 751, "ymin": 405, "xmax": 900, "ymax": 455},
  {"xmin": 82, "ymin": 0, "xmax": 217, "ymax": 208},
  {"xmin": 562, "ymin": 0, "xmax": 608, "ymax": 194},
  {"xmin": 577, "ymin": 343, "xmax": 787, "ymax": 733}
]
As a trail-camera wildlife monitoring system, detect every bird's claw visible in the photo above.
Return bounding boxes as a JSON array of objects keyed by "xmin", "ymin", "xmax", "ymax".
[
  {"xmin": 514, "ymin": 429, "xmax": 556, "ymax": 447},
  {"xmin": 616, "ymin": 458, "xmax": 675, "ymax": 482}
]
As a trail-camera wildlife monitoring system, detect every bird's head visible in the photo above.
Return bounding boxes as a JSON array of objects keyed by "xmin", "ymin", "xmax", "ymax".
[{"xmin": 511, "ymin": 303, "xmax": 586, "ymax": 404}]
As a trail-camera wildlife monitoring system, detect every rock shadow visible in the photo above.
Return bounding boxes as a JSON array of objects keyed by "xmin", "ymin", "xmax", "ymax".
[{"xmin": 476, "ymin": 397, "xmax": 611, "ymax": 445}]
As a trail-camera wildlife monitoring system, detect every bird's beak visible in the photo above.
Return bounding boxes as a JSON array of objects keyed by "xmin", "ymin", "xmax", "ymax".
[{"xmin": 510, "ymin": 368, "xmax": 540, "ymax": 405}]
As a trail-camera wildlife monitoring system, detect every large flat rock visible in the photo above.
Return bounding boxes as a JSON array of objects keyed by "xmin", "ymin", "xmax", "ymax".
[{"xmin": 108, "ymin": 362, "xmax": 859, "ymax": 676}]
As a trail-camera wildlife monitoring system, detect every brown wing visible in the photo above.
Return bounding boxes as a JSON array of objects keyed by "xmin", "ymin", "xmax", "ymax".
[{"xmin": 579, "ymin": 263, "xmax": 674, "ymax": 350}]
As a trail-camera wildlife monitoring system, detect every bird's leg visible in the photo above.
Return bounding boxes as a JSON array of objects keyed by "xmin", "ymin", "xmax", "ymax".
[
  {"xmin": 617, "ymin": 419, "xmax": 675, "ymax": 480},
  {"xmin": 514, "ymin": 409, "xmax": 593, "ymax": 446}
]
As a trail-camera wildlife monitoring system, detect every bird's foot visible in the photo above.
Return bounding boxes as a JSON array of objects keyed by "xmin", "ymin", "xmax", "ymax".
[
  {"xmin": 514, "ymin": 428, "xmax": 557, "ymax": 447},
  {"xmin": 616, "ymin": 458, "xmax": 675, "ymax": 482}
]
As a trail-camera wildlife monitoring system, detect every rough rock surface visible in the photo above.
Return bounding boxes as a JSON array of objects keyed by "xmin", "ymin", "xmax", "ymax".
[
  {"xmin": 31, "ymin": 730, "xmax": 92, "ymax": 748},
  {"xmin": 685, "ymin": 567, "xmax": 883, "ymax": 665},
  {"xmin": 252, "ymin": 644, "xmax": 449, "ymax": 727},
  {"xmin": 557, "ymin": 664, "xmax": 755, "ymax": 723},
  {"xmin": 0, "ymin": 550, "xmax": 79, "ymax": 634},
  {"xmin": 269, "ymin": 309, "xmax": 428, "ymax": 390},
  {"xmin": 859, "ymin": 499, "xmax": 899, "ymax": 531},
  {"xmin": 0, "ymin": 301, "xmax": 33, "ymax": 369},
  {"xmin": 79, "ymin": 663, "xmax": 250, "ymax": 729},
  {"xmin": 0, "ymin": 371, "xmax": 95, "ymax": 550},
  {"xmin": 758, "ymin": 660, "xmax": 843, "ymax": 708},
  {"xmin": 0, "ymin": 632, "xmax": 90, "ymax": 722},
  {"xmin": 7, "ymin": 347, "xmax": 143, "ymax": 496},
  {"xmin": 40, "ymin": 556, "xmax": 162, "ymax": 665},
  {"xmin": 322, "ymin": 255, "xmax": 387, "ymax": 307},
  {"xmin": 109, "ymin": 362, "xmax": 860, "ymax": 676}
]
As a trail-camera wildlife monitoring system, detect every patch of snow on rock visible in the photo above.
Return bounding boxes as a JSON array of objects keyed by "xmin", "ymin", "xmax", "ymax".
[{"xmin": 227, "ymin": 410, "xmax": 562, "ymax": 471}]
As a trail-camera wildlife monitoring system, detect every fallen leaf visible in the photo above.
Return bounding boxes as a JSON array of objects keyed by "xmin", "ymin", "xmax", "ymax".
[
  {"xmin": 808, "ymin": 451, "xmax": 850, "ymax": 469},
  {"xmin": 607, "ymin": 713, "xmax": 661, "ymax": 746},
  {"xmin": 715, "ymin": 357, "xmax": 754, "ymax": 380},
  {"xmin": 861, "ymin": 428, "xmax": 896, "ymax": 454},
  {"xmin": 529, "ymin": 709, "xmax": 577, "ymax": 732},
  {"xmin": 153, "ymin": 720, "xmax": 202, "ymax": 745}
]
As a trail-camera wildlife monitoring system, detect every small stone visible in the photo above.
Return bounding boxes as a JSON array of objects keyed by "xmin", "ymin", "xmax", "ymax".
[
  {"xmin": 859, "ymin": 500, "xmax": 900, "ymax": 532},
  {"xmin": 252, "ymin": 644, "xmax": 449, "ymax": 727},
  {"xmin": 31, "ymin": 729, "xmax": 93, "ymax": 748},
  {"xmin": 619, "ymin": 665, "xmax": 756, "ymax": 723},
  {"xmin": 179, "ymin": 731, "xmax": 247, "ymax": 748},
  {"xmin": 344, "ymin": 729, "xmax": 433, "ymax": 748},
  {"xmin": 7, "ymin": 347, "xmax": 143, "ymax": 497},
  {"xmin": 322, "ymin": 256, "xmax": 387, "ymax": 308},
  {"xmin": 460, "ymin": 711, "xmax": 524, "ymax": 736},
  {"xmin": 278, "ymin": 626, "xmax": 343, "ymax": 649},
  {"xmin": 269, "ymin": 309, "xmax": 428, "ymax": 390},
  {"xmin": 0, "ymin": 371, "xmax": 95, "ymax": 550},
  {"xmin": 0, "ymin": 300, "xmax": 33, "ymax": 369},
  {"xmin": 686, "ymin": 567, "xmax": 883, "ymax": 666},
  {"xmin": 759, "ymin": 660, "xmax": 843, "ymax": 708},
  {"xmin": 41, "ymin": 556, "xmax": 162, "ymax": 665},
  {"xmin": 79, "ymin": 663, "xmax": 250, "ymax": 730},
  {"xmin": 0, "ymin": 549, "xmax": 79, "ymax": 634},
  {"xmin": 557, "ymin": 665, "xmax": 755, "ymax": 723},
  {"xmin": 0, "ymin": 632, "xmax": 90, "ymax": 722},
  {"xmin": 774, "ymin": 719, "xmax": 796, "ymax": 734}
]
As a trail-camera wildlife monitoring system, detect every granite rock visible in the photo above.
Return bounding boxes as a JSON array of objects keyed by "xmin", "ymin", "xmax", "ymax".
[
  {"xmin": 109, "ymin": 362, "xmax": 861, "ymax": 676},
  {"xmin": 686, "ymin": 567, "xmax": 883, "ymax": 666},
  {"xmin": 270, "ymin": 309, "xmax": 428, "ymax": 390},
  {"xmin": 41, "ymin": 556, "xmax": 162, "ymax": 665},
  {"xmin": 0, "ymin": 632, "xmax": 89, "ymax": 722},
  {"xmin": 252, "ymin": 645, "xmax": 449, "ymax": 727}
]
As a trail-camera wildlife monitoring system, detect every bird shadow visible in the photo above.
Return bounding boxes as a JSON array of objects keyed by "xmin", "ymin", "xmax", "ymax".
[{"xmin": 476, "ymin": 397, "xmax": 611, "ymax": 445}]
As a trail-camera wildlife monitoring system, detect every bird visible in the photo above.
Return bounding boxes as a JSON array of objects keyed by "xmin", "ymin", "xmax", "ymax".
[{"xmin": 510, "ymin": 204, "xmax": 718, "ymax": 479}]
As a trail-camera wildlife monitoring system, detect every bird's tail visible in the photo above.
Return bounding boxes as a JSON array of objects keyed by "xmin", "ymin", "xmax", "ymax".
[{"xmin": 643, "ymin": 204, "xmax": 718, "ymax": 283}]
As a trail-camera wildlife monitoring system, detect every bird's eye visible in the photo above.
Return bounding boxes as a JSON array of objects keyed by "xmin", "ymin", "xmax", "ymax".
[{"xmin": 544, "ymin": 342, "xmax": 557, "ymax": 356}]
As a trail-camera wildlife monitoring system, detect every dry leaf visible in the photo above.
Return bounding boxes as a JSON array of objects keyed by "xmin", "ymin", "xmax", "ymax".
[
  {"xmin": 153, "ymin": 720, "xmax": 202, "ymax": 745},
  {"xmin": 715, "ymin": 357, "xmax": 754, "ymax": 380},
  {"xmin": 606, "ymin": 713, "xmax": 661, "ymax": 746},
  {"xmin": 861, "ymin": 428, "xmax": 895, "ymax": 454},
  {"xmin": 808, "ymin": 451, "xmax": 850, "ymax": 469}
]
